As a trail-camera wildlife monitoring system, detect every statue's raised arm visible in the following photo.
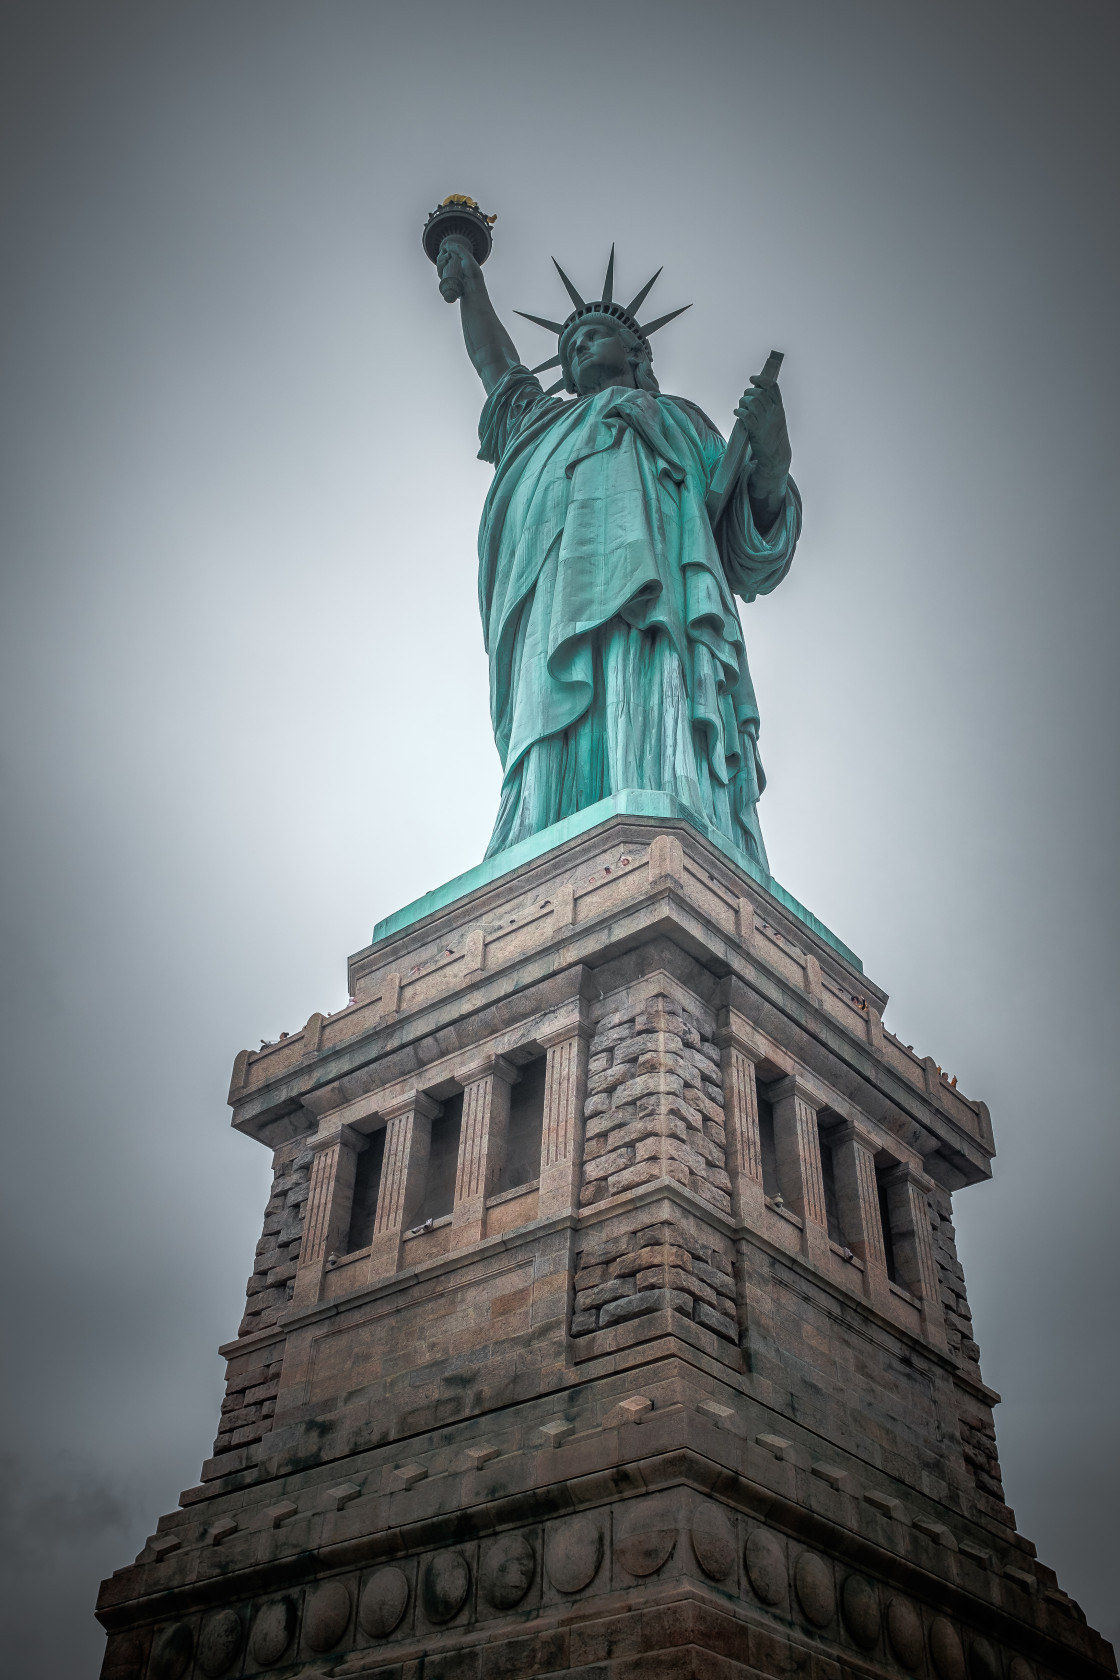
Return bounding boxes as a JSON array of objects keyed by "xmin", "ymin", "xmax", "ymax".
[
  {"xmin": 437, "ymin": 238, "xmax": 522, "ymax": 397},
  {"xmin": 422, "ymin": 205, "xmax": 802, "ymax": 873},
  {"xmin": 422, "ymin": 197, "xmax": 520, "ymax": 395}
]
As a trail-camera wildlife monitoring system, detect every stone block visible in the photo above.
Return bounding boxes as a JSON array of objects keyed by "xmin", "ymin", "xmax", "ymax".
[{"xmin": 599, "ymin": 1287, "xmax": 692, "ymax": 1327}]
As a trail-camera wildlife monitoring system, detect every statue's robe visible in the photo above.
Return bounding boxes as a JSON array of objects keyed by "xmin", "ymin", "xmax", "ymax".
[{"xmin": 478, "ymin": 366, "xmax": 801, "ymax": 869}]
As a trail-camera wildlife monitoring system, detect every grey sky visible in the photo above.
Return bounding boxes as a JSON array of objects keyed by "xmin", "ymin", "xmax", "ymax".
[{"xmin": 0, "ymin": 2, "xmax": 1116, "ymax": 1670}]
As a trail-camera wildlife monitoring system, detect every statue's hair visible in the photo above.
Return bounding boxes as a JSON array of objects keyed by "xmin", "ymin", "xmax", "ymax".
[{"xmin": 558, "ymin": 315, "xmax": 660, "ymax": 396}]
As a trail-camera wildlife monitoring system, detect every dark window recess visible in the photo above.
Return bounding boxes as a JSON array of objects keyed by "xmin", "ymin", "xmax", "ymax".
[
  {"xmin": 876, "ymin": 1174, "xmax": 899, "ymax": 1284},
  {"xmin": 500, "ymin": 1056, "xmax": 546, "ymax": 1194},
  {"xmin": 757, "ymin": 1093, "xmax": 781, "ymax": 1200},
  {"xmin": 346, "ymin": 1130, "xmax": 386, "ymax": 1252},
  {"xmin": 817, "ymin": 1122, "xmax": 844, "ymax": 1246},
  {"xmin": 417, "ymin": 1094, "xmax": 463, "ymax": 1223}
]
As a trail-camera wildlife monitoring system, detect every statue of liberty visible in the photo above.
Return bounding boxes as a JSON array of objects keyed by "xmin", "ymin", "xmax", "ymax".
[{"xmin": 425, "ymin": 200, "xmax": 801, "ymax": 872}]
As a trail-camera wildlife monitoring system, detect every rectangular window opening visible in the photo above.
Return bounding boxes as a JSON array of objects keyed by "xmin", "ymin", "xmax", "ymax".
[
  {"xmin": 500, "ymin": 1056, "xmax": 546, "ymax": 1194},
  {"xmin": 346, "ymin": 1130, "xmax": 386, "ymax": 1253},
  {"xmin": 876, "ymin": 1172, "xmax": 900, "ymax": 1284},
  {"xmin": 417, "ymin": 1093, "xmax": 463, "ymax": 1223},
  {"xmin": 817, "ymin": 1120, "xmax": 844, "ymax": 1246},
  {"xmin": 757, "ymin": 1092, "xmax": 781, "ymax": 1200}
]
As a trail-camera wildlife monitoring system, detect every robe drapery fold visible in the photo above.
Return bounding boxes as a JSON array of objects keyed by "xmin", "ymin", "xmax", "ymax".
[{"xmin": 477, "ymin": 365, "xmax": 801, "ymax": 868}]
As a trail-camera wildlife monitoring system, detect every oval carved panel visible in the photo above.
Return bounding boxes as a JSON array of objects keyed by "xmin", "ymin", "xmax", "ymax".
[
  {"xmin": 794, "ymin": 1551, "xmax": 835, "ymax": 1628},
  {"xmin": 744, "ymin": 1528, "xmax": 787, "ymax": 1606},
  {"xmin": 841, "ymin": 1572, "xmax": 881, "ymax": 1649},
  {"xmin": 970, "ymin": 1636, "xmax": 1001, "ymax": 1680},
  {"xmin": 614, "ymin": 1495, "xmax": 678, "ymax": 1578},
  {"xmin": 479, "ymin": 1533, "xmax": 536, "ymax": 1609},
  {"xmin": 690, "ymin": 1504, "xmax": 736, "ymax": 1582},
  {"xmin": 358, "ymin": 1567, "xmax": 409, "ymax": 1639},
  {"xmin": 930, "ymin": 1616, "xmax": 967, "ymax": 1680},
  {"xmin": 304, "ymin": 1580, "xmax": 351, "ymax": 1652},
  {"xmin": 248, "ymin": 1598, "xmax": 296, "ymax": 1667},
  {"xmin": 422, "ymin": 1551, "xmax": 471, "ymax": 1624},
  {"xmin": 886, "ymin": 1596, "xmax": 924, "ymax": 1669},
  {"xmin": 1008, "ymin": 1660, "xmax": 1034, "ymax": 1680},
  {"xmin": 196, "ymin": 1610, "xmax": 243, "ymax": 1678},
  {"xmin": 544, "ymin": 1514, "xmax": 603, "ymax": 1594},
  {"xmin": 148, "ymin": 1623, "xmax": 193, "ymax": 1680}
]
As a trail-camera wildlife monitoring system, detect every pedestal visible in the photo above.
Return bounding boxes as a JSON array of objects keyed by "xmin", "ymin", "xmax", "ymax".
[{"xmin": 95, "ymin": 796, "xmax": 1116, "ymax": 1680}]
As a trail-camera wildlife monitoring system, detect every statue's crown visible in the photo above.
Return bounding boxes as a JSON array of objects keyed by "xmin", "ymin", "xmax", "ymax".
[{"xmin": 517, "ymin": 247, "xmax": 690, "ymax": 394}]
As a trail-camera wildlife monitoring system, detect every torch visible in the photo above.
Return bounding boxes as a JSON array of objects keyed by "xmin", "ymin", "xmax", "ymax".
[{"xmin": 422, "ymin": 195, "xmax": 497, "ymax": 301}]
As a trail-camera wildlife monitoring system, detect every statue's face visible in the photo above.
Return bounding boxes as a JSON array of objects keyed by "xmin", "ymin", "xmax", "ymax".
[{"xmin": 566, "ymin": 317, "xmax": 638, "ymax": 394}]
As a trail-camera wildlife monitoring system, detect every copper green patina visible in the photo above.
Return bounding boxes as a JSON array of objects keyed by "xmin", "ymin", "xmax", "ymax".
[{"xmin": 430, "ymin": 208, "xmax": 800, "ymax": 873}]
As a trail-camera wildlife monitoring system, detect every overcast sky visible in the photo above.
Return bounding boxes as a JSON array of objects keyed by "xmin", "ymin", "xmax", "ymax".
[{"xmin": 0, "ymin": 2, "xmax": 1117, "ymax": 1671}]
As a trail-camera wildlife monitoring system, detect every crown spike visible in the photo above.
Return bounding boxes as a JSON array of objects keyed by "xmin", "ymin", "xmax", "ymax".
[
  {"xmin": 543, "ymin": 377, "xmax": 567, "ymax": 396},
  {"xmin": 601, "ymin": 244, "xmax": 615, "ymax": 307},
  {"xmin": 552, "ymin": 258, "xmax": 586, "ymax": 310},
  {"xmin": 515, "ymin": 310, "xmax": 566, "ymax": 334},
  {"xmin": 639, "ymin": 303, "xmax": 692, "ymax": 336},
  {"xmin": 530, "ymin": 354, "xmax": 563, "ymax": 375},
  {"xmin": 625, "ymin": 268, "xmax": 662, "ymax": 317}
]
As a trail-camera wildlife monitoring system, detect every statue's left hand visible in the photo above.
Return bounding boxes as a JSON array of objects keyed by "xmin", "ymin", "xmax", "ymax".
[{"xmin": 735, "ymin": 377, "xmax": 792, "ymax": 484}]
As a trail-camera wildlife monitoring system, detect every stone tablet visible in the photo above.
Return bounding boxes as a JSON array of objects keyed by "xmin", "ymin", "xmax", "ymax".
[
  {"xmin": 358, "ymin": 1568, "xmax": 409, "ymax": 1639},
  {"xmin": 248, "ymin": 1598, "xmax": 296, "ymax": 1667},
  {"xmin": 886, "ymin": 1596, "xmax": 925, "ymax": 1668},
  {"xmin": 794, "ymin": 1550, "xmax": 835, "ymax": 1628},
  {"xmin": 840, "ymin": 1572, "xmax": 881, "ymax": 1649},
  {"xmin": 744, "ymin": 1528, "xmax": 787, "ymax": 1606},
  {"xmin": 544, "ymin": 1514, "xmax": 603, "ymax": 1594},
  {"xmin": 303, "ymin": 1580, "xmax": 351, "ymax": 1652},
  {"xmin": 422, "ymin": 1551, "xmax": 471, "ymax": 1624},
  {"xmin": 479, "ymin": 1533, "xmax": 536, "ymax": 1609},
  {"xmin": 690, "ymin": 1503, "xmax": 737, "ymax": 1582},
  {"xmin": 196, "ymin": 1609, "xmax": 243, "ymax": 1677}
]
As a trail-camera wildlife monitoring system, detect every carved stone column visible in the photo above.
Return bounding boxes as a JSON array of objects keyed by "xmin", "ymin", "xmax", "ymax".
[
  {"xmin": 769, "ymin": 1073, "xmax": 830, "ymax": 1267},
  {"xmin": 368, "ymin": 1092, "xmax": 440, "ymax": 1279},
  {"xmin": 290, "ymin": 1127, "xmax": 360, "ymax": 1308},
  {"xmin": 451, "ymin": 1055, "xmax": 517, "ymax": 1247},
  {"xmin": 536, "ymin": 1018, "xmax": 592, "ymax": 1221},
  {"xmin": 880, "ymin": 1160, "xmax": 948, "ymax": 1347},
  {"xmin": 830, "ymin": 1119, "xmax": 891, "ymax": 1307},
  {"xmin": 716, "ymin": 1014, "xmax": 765, "ymax": 1226}
]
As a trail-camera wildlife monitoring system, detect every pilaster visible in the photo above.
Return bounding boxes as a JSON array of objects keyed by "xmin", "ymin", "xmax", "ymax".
[
  {"xmin": 881, "ymin": 1159, "xmax": 948, "ymax": 1348},
  {"xmin": 368, "ymin": 1092, "xmax": 440, "ymax": 1279},
  {"xmin": 450, "ymin": 1055, "xmax": 517, "ymax": 1247},
  {"xmin": 290, "ymin": 1127, "xmax": 360, "ymax": 1308},
  {"xmin": 537, "ymin": 1016, "xmax": 592, "ymax": 1221},
  {"xmin": 769, "ymin": 1073, "xmax": 830, "ymax": 1267},
  {"xmin": 831, "ymin": 1117, "xmax": 891, "ymax": 1308},
  {"xmin": 716, "ymin": 1012, "xmax": 766, "ymax": 1226}
]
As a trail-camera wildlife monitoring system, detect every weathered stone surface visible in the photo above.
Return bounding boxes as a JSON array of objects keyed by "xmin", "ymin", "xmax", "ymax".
[
  {"xmin": 969, "ymin": 1636, "xmax": 1001, "ymax": 1680},
  {"xmin": 930, "ymin": 1616, "xmax": 967, "ymax": 1680},
  {"xmin": 840, "ymin": 1571, "xmax": 880, "ymax": 1649},
  {"xmin": 690, "ymin": 1503, "xmax": 736, "ymax": 1581},
  {"xmin": 94, "ymin": 814, "xmax": 1115, "ymax": 1680},
  {"xmin": 794, "ymin": 1549, "xmax": 835, "ymax": 1627},
  {"xmin": 196, "ymin": 1610, "xmax": 242, "ymax": 1677},
  {"xmin": 479, "ymin": 1533, "xmax": 535, "ymax": 1609},
  {"xmin": 148, "ymin": 1623, "xmax": 192, "ymax": 1680},
  {"xmin": 358, "ymin": 1567, "xmax": 409, "ymax": 1638},
  {"xmin": 886, "ymin": 1595, "xmax": 924, "ymax": 1668},
  {"xmin": 544, "ymin": 1514, "xmax": 603, "ymax": 1593},
  {"xmin": 744, "ymin": 1527, "xmax": 787, "ymax": 1606},
  {"xmin": 248, "ymin": 1598, "xmax": 296, "ymax": 1666},
  {"xmin": 422, "ymin": 1550, "xmax": 470, "ymax": 1623},
  {"xmin": 303, "ymin": 1579, "xmax": 351, "ymax": 1651}
]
